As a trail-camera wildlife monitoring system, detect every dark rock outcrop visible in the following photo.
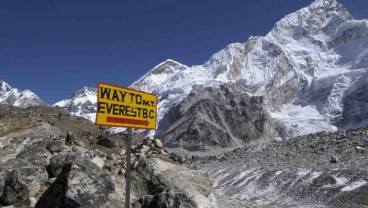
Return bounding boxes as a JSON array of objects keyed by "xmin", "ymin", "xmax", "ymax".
[{"xmin": 157, "ymin": 85, "xmax": 275, "ymax": 151}]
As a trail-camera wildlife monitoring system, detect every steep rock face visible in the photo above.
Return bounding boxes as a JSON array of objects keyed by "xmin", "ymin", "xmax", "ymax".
[
  {"xmin": 342, "ymin": 73, "xmax": 368, "ymax": 127},
  {"xmin": 53, "ymin": 86, "xmax": 97, "ymax": 121},
  {"xmin": 0, "ymin": 81, "xmax": 46, "ymax": 108},
  {"xmin": 156, "ymin": 85, "xmax": 275, "ymax": 151}
]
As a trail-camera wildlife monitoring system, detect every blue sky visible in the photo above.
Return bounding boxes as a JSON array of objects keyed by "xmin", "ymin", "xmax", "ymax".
[{"xmin": 1, "ymin": 0, "xmax": 366, "ymax": 104}]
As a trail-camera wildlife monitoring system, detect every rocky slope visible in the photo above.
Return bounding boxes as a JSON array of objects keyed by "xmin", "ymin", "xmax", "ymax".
[
  {"xmin": 0, "ymin": 105, "xmax": 217, "ymax": 208},
  {"xmin": 194, "ymin": 127, "xmax": 368, "ymax": 208},
  {"xmin": 156, "ymin": 84, "xmax": 275, "ymax": 152},
  {"xmin": 0, "ymin": 81, "xmax": 45, "ymax": 108}
]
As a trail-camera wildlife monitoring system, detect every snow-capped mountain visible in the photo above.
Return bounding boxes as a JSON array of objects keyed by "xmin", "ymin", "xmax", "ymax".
[
  {"xmin": 0, "ymin": 80, "xmax": 46, "ymax": 107},
  {"xmin": 58, "ymin": 0, "xmax": 368, "ymax": 146},
  {"xmin": 53, "ymin": 87, "xmax": 97, "ymax": 121},
  {"xmin": 130, "ymin": 0, "xmax": 368, "ymax": 140}
]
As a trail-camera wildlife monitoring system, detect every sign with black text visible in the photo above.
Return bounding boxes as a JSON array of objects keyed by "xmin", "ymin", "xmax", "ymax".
[{"xmin": 95, "ymin": 82, "xmax": 157, "ymax": 129}]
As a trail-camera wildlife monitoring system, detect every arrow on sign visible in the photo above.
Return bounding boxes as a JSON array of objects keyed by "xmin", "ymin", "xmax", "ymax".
[{"xmin": 106, "ymin": 117, "xmax": 150, "ymax": 126}]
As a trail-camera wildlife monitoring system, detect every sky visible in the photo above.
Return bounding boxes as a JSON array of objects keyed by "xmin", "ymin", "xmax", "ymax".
[{"xmin": 1, "ymin": 0, "xmax": 367, "ymax": 104}]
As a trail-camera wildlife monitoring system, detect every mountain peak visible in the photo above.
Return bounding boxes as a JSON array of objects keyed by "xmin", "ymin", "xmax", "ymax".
[
  {"xmin": 149, "ymin": 59, "xmax": 187, "ymax": 75},
  {"xmin": 70, "ymin": 86, "xmax": 97, "ymax": 98},
  {"xmin": 310, "ymin": 0, "xmax": 340, "ymax": 9},
  {"xmin": 0, "ymin": 80, "xmax": 45, "ymax": 107},
  {"xmin": 270, "ymin": 0, "xmax": 352, "ymax": 42},
  {"xmin": 0, "ymin": 80, "xmax": 12, "ymax": 92},
  {"xmin": 53, "ymin": 86, "xmax": 97, "ymax": 121},
  {"xmin": 309, "ymin": 0, "xmax": 352, "ymax": 17}
]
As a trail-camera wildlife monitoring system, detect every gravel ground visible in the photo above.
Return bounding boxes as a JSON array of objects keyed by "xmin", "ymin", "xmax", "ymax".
[{"xmin": 191, "ymin": 127, "xmax": 368, "ymax": 208}]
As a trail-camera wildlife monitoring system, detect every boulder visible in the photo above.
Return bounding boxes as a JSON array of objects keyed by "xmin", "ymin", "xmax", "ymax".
[
  {"xmin": 46, "ymin": 137, "xmax": 65, "ymax": 153},
  {"xmin": 153, "ymin": 139, "xmax": 163, "ymax": 148},
  {"xmin": 16, "ymin": 146, "xmax": 52, "ymax": 166},
  {"xmin": 133, "ymin": 158, "xmax": 217, "ymax": 208},
  {"xmin": 0, "ymin": 171, "xmax": 29, "ymax": 205},
  {"xmin": 45, "ymin": 154, "xmax": 117, "ymax": 207},
  {"xmin": 0, "ymin": 158, "xmax": 48, "ymax": 206},
  {"xmin": 97, "ymin": 135, "xmax": 119, "ymax": 148},
  {"xmin": 65, "ymin": 131, "xmax": 77, "ymax": 146},
  {"xmin": 35, "ymin": 163, "xmax": 81, "ymax": 208},
  {"xmin": 139, "ymin": 188, "xmax": 199, "ymax": 208}
]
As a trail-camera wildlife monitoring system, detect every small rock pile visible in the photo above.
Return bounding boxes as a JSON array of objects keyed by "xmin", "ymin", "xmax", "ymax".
[{"xmin": 128, "ymin": 138, "xmax": 187, "ymax": 169}]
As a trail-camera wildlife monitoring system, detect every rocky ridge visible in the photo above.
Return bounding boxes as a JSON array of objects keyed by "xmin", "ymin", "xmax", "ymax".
[
  {"xmin": 156, "ymin": 84, "xmax": 275, "ymax": 152},
  {"xmin": 0, "ymin": 105, "xmax": 217, "ymax": 208}
]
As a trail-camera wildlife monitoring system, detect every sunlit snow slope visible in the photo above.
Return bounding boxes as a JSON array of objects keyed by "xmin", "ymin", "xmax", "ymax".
[
  {"xmin": 0, "ymin": 81, "xmax": 46, "ymax": 107},
  {"xmin": 53, "ymin": 87, "xmax": 97, "ymax": 121},
  {"xmin": 57, "ymin": 0, "xmax": 368, "ymax": 139},
  {"xmin": 131, "ymin": 0, "xmax": 368, "ymax": 138}
]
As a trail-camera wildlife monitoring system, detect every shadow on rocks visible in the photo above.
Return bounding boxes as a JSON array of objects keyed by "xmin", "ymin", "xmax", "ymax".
[{"xmin": 35, "ymin": 163, "xmax": 81, "ymax": 208}]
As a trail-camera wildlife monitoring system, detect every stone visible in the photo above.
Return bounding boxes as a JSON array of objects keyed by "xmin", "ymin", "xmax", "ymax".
[
  {"xmin": 141, "ymin": 145, "xmax": 150, "ymax": 154},
  {"xmin": 131, "ymin": 145, "xmax": 138, "ymax": 151},
  {"xmin": 136, "ymin": 153, "xmax": 146, "ymax": 163},
  {"xmin": 0, "ymin": 171, "xmax": 29, "ymax": 205},
  {"xmin": 27, "ymin": 181, "xmax": 40, "ymax": 197},
  {"xmin": 138, "ymin": 188, "xmax": 208, "ymax": 208},
  {"xmin": 330, "ymin": 156, "xmax": 338, "ymax": 163},
  {"xmin": 38, "ymin": 156, "xmax": 116, "ymax": 207},
  {"xmin": 46, "ymin": 177, "xmax": 57, "ymax": 185},
  {"xmin": 65, "ymin": 131, "xmax": 77, "ymax": 146},
  {"xmin": 106, "ymin": 153, "xmax": 118, "ymax": 161},
  {"xmin": 178, "ymin": 156, "xmax": 186, "ymax": 164},
  {"xmin": 49, "ymin": 154, "xmax": 77, "ymax": 177},
  {"xmin": 171, "ymin": 153, "xmax": 180, "ymax": 161},
  {"xmin": 312, "ymin": 173, "xmax": 337, "ymax": 187},
  {"xmin": 46, "ymin": 139, "xmax": 64, "ymax": 153},
  {"xmin": 29, "ymin": 197, "xmax": 37, "ymax": 207},
  {"xmin": 143, "ymin": 139, "xmax": 152, "ymax": 146},
  {"xmin": 355, "ymin": 146, "xmax": 365, "ymax": 152},
  {"xmin": 73, "ymin": 140, "xmax": 85, "ymax": 147},
  {"xmin": 16, "ymin": 146, "xmax": 52, "ymax": 166},
  {"xmin": 149, "ymin": 151, "xmax": 158, "ymax": 157},
  {"xmin": 217, "ymin": 155, "xmax": 226, "ymax": 161},
  {"xmin": 96, "ymin": 135, "xmax": 118, "ymax": 148},
  {"xmin": 152, "ymin": 139, "xmax": 163, "ymax": 148},
  {"xmin": 118, "ymin": 168, "xmax": 125, "ymax": 176},
  {"xmin": 132, "ymin": 160, "xmax": 139, "ymax": 169}
]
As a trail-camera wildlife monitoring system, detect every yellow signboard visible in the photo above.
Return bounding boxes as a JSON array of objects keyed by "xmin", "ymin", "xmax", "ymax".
[{"xmin": 95, "ymin": 82, "xmax": 157, "ymax": 130}]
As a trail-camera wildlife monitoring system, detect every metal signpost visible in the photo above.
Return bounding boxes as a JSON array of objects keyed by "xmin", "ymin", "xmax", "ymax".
[{"xmin": 95, "ymin": 82, "xmax": 157, "ymax": 208}]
